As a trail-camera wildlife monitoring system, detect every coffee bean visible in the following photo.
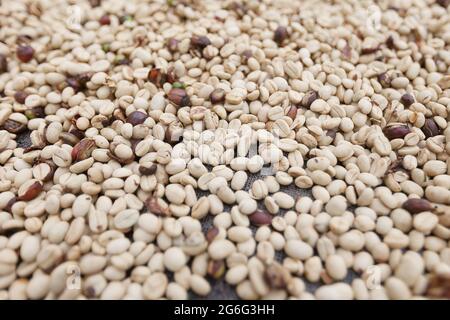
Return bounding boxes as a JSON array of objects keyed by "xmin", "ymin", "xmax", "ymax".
[{"xmin": 402, "ymin": 198, "xmax": 433, "ymax": 214}]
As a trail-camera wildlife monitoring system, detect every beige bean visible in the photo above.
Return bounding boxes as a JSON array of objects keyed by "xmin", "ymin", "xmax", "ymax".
[
  {"xmin": 164, "ymin": 247, "xmax": 187, "ymax": 272},
  {"xmin": 143, "ymin": 272, "xmax": 168, "ymax": 299},
  {"xmin": 114, "ymin": 209, "xmax": 139, "ymax": 229},
  {"xmin": 325, "ymin": 254, "xmax": 347, "ymax": 280},
  {"xmin": 208, "ymin": 239, "xmax": 235, "ymax": 260},
  {"xmin": 284, "ymin": 240, "xmax": 313, "ymax": 260},
  {"xmin": 189, "ymin": 274, "xmax": 211, "ymax": 296},
  {"xmin": 315, "ymin": 283, "xmax": 353, "ymax": 300}
]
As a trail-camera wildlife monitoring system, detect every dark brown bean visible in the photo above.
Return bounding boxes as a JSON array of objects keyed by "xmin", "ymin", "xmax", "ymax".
[
  {"xmin": 402, "ymin": 198, "xmax": 433, "ymax": 214},
  {"xmin": 0, "ymin": 54, "xmax": 7, "ymax": 73},
  {"xmin": 16, "ymin": 35, "xmax": 32, "ymax": 45},
  {"xmin": 386, "ymin": 35, "xmax": 395, "ymax": 49},
  {"xmin": 264, "ymin": 263, "xmax": 290, "ymax": 289},
  {"xmin": 148, "ymin": 68, "xmax": 165, "ymax": 87},
  {"xmin": 301, "ymin": 91, "xmax": 318, "ymax": 108},
  {"xmin": 167, "ymin": 38, "xmax": 179, "ymax": 52},
  {"xmin": 326, "ymin": 129, "xmax": 338, "ymax": 140},
  {"xmin": 210, "ymin": 88, "xmax": 225, "ymax": 104},
  {"xmin": 377, "ymin": 73, "xmax": 391, "ymax": 88},
  {"xmin": 387, "ymin": 158, "xmax": 405, "ymax": 174},
  {"xmin": 165, "ymin": 124, "xmax": 183, "ymax": 145},
  {"xmin": 2, "ymin": 119, "xmax": 26, "ymax": 133},
  {"xmin": 166, "ymin": 67, "xmax": 177, "ymax": 84},
  {"xmin": 361, "ymin": 45, "xmax": 380, "ymax": 55},
  {"xmin": 129, "ymin": 139, "xmax": 141, "ymax": 153},
  {"xmin": 25, "ymin": 107, "xmax": 45, "ymax": 120},
  {"xmin": 4, "ymin": 196, "xmax": 17, "ymax": 213},
  {"xmin": 168, "ymin": 88, "xmax": 191, "ymax": 107},
  {"xmin": 190, "ymin": 36, "xmax": 211, "ymax": 50},
  {"xmin": 241, "ymin": 50, "xmax": 253, "ymax": 63},
  {"xmin": 426, "ymin": 274, "xmax": 450, "ymax": 298},
  {"xmin": 14, "ymin": 91, "xmax": 29, "ymax": 104},
  {"xmin": 43, "ymin": 161, "xmax": 57, "ymax": 182},
  {"xmin": 400, "ymin": 93, "xmax": 415, "ymax": 107},
  {"xmin": 274, "ymin": 26, "xmax": 288, "ymax": 45},
  {"xmin": 436, "ymin": 0, "xmax": 449, "ymax": 8},
  {"xmin": 139, "ymin": 163, "xmax": 157, "ymax": 175},
  {"xmin": 99, "ymin": 15, "xmax": 111, "ymax": 25},
  {"xmin": 249, "ymin": 210, "xmax": 273, "ymax": 227},
  {"xmin": 71, "ymin": 138, "xmax": 96, "ymax": 162},
  {"xmin": 206, "ymin": 227, "xmax": 219, "ymax": 243},
  {"xmin": 144, "ymin": 196, "xmax": 169, "ymax": 216},
  {"xmin": 66, "ymin": 77, "xmax": 81, "ymax": 91},
  {"xmin": 78, "ymin": 73, "xmax": 92, "ymax": 86},
  {"xmin": 17, "ymin": 181, "xmax": 43, "ymax": 201},
  {"xmin": 84, "ymin": 286, "xmax": 97, "ymax": 298},
  {"xmin": 66, "ymin": 73, "xmax": 92, "ymax": 92},
  {"xmin": 422, "ymin": 118, "xmax": 441, "ymax": 138},
  {"xmin": 383, "ymin": 125, "xmax": 411, "ymax": 140},
  {"xmin": 69, "ymin": 128, "xmax": 85, "ymax": 140},
  {"xmin": 16, "ymin": 45, "xmax": 34, "ymax": 63},
  {"xmin": 32, "ymin": 107, "xmax": 46, "ymax": 118},
  {"xmin": 127, "ymin": 111, "xmax": 148, "ymax": 125}
]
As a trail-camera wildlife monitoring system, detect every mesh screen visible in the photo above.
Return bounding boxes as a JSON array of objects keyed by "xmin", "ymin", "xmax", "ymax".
[{"xmin": 16, "ymin": 132, "xmax": 356, "ymax": 300}]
